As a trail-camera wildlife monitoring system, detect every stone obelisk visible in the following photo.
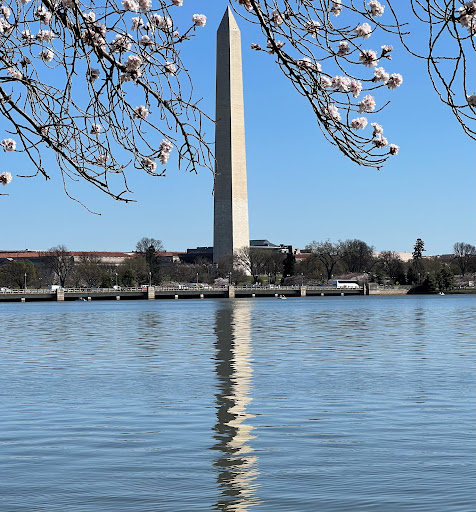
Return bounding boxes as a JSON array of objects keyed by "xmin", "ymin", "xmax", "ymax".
[{"xmin": 213, "ymin": 7, "xmax": 250, "ymax": 263}]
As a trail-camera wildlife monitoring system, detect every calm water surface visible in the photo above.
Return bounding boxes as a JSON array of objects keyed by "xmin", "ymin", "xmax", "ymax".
[{"xmin": 0, "ymin": 295, "xmax": 474, "ymax": 511}]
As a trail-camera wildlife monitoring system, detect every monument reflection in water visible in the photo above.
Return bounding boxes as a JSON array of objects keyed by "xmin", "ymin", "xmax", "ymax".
[{"xmin": 213, "ymin": 301, "xmax": 260, "ymax": 511}]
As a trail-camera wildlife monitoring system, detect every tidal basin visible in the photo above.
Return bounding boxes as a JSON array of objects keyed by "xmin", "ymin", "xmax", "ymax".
[{"xmin": 0, "ymin": 295, "xmax": 474, "ymax": 511}]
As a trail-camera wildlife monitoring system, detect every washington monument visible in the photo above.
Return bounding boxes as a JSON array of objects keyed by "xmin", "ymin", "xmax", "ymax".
[{"xmin": 213, "ymin": 7, "xmax": 250, "ymax": 263}]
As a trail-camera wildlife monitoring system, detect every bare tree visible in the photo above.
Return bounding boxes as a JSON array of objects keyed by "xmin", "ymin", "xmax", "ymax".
[
  {"xmin": 135, "ymin": 237, "xmax": 164, "ymax": 253},
  {"xmin": 75, "ymin": 252, "xmax": 103, "ymax": 286},
  {"xmin": 305, "ymin": 239, "xmax": 341, "ymax": 280},
  {"xmin": 453, "ymin": 242, "xmax": 476, "ymax": 276},
  {"xmin": 376, "ymin": 250, "xmax": 405, "ymax": 282},
  {"xmin": 339, "ymin": 239, "xmax": 375, "ymax": 273},
  {"xmin": 41, "ymin": 245, "xmax": 75, "ymax": 286},
  {"xmin": 1, "ymin": 1, "xmax": 475, "ymax": 199}
]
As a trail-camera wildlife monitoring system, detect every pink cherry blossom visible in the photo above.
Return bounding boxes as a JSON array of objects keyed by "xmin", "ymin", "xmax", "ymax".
[
  {"xmin": 355, "ymin": 23, "xmax": 372, "ymax": 39},
  {"xmin": 467, "ymin": 94, "xmax": 476, "ymax": 106},
  {"xmin": 389, "ymin": 144, "xmax": 399, "ymax": 155},
  {"xmin": 22, "ymin": 30, "xmax": 33, "ymax": 42},
  {"xmin": 90, "ymin": 124, "xmax": 102, "ymax": 135},
  {"xmin": 337, "ymin": 41, "xmax": 350, "ymax": 56},
  {"xmin": 8, "ymin": 68, "xmax": 22, "ymax": 80},
  {"xmin": 297, "ymin": 58, "xmax": 321, "ymax": 72},
  {"xmin": 351, "ymin": 117, "xmax": 368, "ymax": 130},
  {"xmin": 39, "ymin": 49, "xmax": 54, "ymax": 62},
  {"xmin": 96, "ymin": 154, "xmax": 110, "ymax": 164},
  {"xmin": 368, "ymin": 1, "xmax": 385, "ymax": 17},
  {"xmin": 0, "ymin": 5, "xmax": 11, "ymax": 17},
  {"xmin": 35, "ymin": 7, "xmax": 52, "ymax": 24},
  {"xmin": 37, "ymin": 30, "xmax": 54, "ymax": 42},
  {"xmin": 266, "ymin": 40, "xmax": 285, "ymax": 54},
  {"xmin": 133, "ymin": 105, "xmax": 149, "ymax": 120},
  {"xmin": 122, "ymin": 0, "xmax": 139, "ymax": 12},
  {"xmin": 332, "ymin": 76, "xmax": 351, "ymax": 92},
  {"xmin": 0, "ymin": 171, "xmax": 12, "ymax": 185},
  {"xmin": 192, "ymin": 14, "xmax": 206, "ymax": 27},
  {"xmin": 150, "ymin": 14, "xmax": 172, "ymax": 30},
  {"xmin": 164, "ymin": 62, "xmax": 177, "ymax": 75},
  {"xmin": 324, "ymin": 104, "xmax": 341, "ymax": 122},
  {"xmin": 359, "ymin": 49, "xmax": 378, "ymax": 67},
  {"xmin": 159, "ymin": 139, "xmax": 173, "ymax": 164},
  {"xmin": 140, "ymin": 35, "xmax": 153, "ymax": 46},
  {"xmin": 126, "ymin": 55, "xmax": 142, "ymax": 72},
  {"xmin": 373, "ymin": 67, "xmax": 389, "ymax": 83},
  {"xmin": 387, "ymin": 73, "xmax": 403, "ymax": 89},
  {"xmin": 371, "ymin": 122, "xmax": 383, "ymax": 136},
  {"xmin": 172, "ymin": 0, "xmax": 183, "ymax": 5},
  {"xmin": 320, "ymin": 76, "xmax": 333, "ymax": 88},
  {"xmin": 305, "ymin": 20, "xmax": 320, "ymax": 37},
  {"xmin": 358, "ymin": 95, "xmax": 376, "ymax": 113},
  {"xmin": 0, "ymin": 18, "xmax": 12, "ymax": 34},
  {"xmin": 239, "ymin": 0, "xmax": 253, "ymax": 10},
  {"xmin": 111, "ymin": 34, "xmax": 132, "ymax": 53},
  {"xmin": 272, "ymin": 10, "xmax": 284, "ymax": 25},
  {"xmin": 138, "ymin": 0, "xmax": 152, "ymax": 12},
  {"xmin": 251, "ymin": 43, "xmax": 261, "ymax": 50},
  {"xmin": 131, "ymin": 17, "xmax": 143, "ymax": 30},
  {"xmin": 83, "ymin": 11, "xmax": 96, "ymax": 23},
  {"xmin": 142, "ymin": 157, "xmax": 157, "ymax": 172},
  {"xmin": 372, "ymin": 136, "xmax": 388, "ymax": 148},
  {"xmin": 1, "ymin": 138, "xmax": 16, "ymax": 151},
  {"xmin": 331, "ymin": 0, "xmax": 342, "ymax": 16},
  {"xmin": 349, "ymin": 80, "xmax": 363, "ymax": 98}
]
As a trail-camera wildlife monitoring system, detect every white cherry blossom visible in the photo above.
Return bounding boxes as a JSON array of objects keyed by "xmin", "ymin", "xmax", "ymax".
[
  {"xmin": 358, "ymin": 95, "xmax": 376, "ymax": 113},
  {"xmin": 0, "ymin": 172, "xmax": 13, "ymax": 185},
  {"xmin": 1, "ymin": 138, "xmax": 17, "ymax": 151}
]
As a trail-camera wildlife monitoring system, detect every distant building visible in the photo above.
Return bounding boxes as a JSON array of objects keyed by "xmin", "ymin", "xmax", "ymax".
[
  {"xmin": 180, "ymin": 247, "xmax": 214, "ymax": 264},
  {"xmin": 0, "ymin": 250, "xmax": 133, "ymax": 267},
  {"xmin": 156, "ymin": 252, "xmax": 186, "ymax": 264},
  {"xmin": 373, "ymin": 252, "xmax": 413, "ymax": 262},
  {"xmin": 250, "ymin": 240, "xmax": 293, "ymax": 253}
]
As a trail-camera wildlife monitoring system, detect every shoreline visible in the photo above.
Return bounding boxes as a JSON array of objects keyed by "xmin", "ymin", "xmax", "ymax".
[{"xmin": 1, "ymin": 285, "xmax": 473, "ymax": 303}]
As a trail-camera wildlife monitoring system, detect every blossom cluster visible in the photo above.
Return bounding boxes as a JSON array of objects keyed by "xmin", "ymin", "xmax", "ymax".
[
  {"xmin": 458, "ymin": 1, "xmax": 476, "ymax": 35},
  {"xmin": 0, "ymin": 172, "xmax": 13, "ymax": 186},
  {"xmin": 1, "ymin": 138, "xmax": 16, "ymax": 151},
  {"xmin": 133, "ymin": 105, "xmax": 149, "ymax": 120},
  {"xmin": 368, "ymin": 1, "xmax": 385, "ymax": 17},
  {"xmin": 141, "ymin": 157, "xmax": 157, "ymax": 172},
  {"xmin": 159, "ymin": 139, "xmax": 173, "ymax": 164},
  {"xmin": 192, "ymin": 14, "xmax": 206, "ymax": 27}
]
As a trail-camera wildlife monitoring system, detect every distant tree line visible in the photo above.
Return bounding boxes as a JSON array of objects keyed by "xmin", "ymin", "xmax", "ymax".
[{"xmin": 0, "ymin": 238, "xmax": 475, "ymax": 292}]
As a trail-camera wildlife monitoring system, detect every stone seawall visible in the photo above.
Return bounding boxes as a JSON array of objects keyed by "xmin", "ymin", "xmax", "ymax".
[{"xmin": 369, "ymin": 286, "xmax": 411, "ymax": 295}]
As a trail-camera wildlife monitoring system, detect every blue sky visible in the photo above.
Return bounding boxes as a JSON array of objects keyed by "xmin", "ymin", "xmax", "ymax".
[{"xmin": 1, "ymin": 1, "xmax": 474, "ymax": 255}]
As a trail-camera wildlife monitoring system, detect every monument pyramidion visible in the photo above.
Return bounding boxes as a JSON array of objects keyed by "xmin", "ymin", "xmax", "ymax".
[{"xmin": 213, "ymin": 7, "xmax": 250, "ymax": 264}]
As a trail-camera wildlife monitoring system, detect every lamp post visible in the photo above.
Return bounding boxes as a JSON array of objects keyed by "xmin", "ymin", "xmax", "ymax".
[
  {"xmin": 115, "ymin": 271, "xmax": 118, "ymax": 288},
  {"xmin": 196, "ymin": 272, "xmax": 199, "ymax": 286},
  {"xmin": 149, "ymin": 271, "xmax": 152, "ymax": 287},
  {"xmin": 228, "ymin": 272, "xmax": 232, "ymax": 286},
  {"xmin": 301, "ymin": 273, "xmax": 304, "ymax": 286},
  {"xmin": 24, "ymin": 273, "xmax": 27, "ymax": 290}
]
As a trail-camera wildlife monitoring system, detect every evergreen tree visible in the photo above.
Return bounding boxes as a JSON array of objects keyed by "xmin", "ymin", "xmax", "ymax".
[{"xmin": 282, "ymin": 254, "xmax": 296, "ymax": 279}]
